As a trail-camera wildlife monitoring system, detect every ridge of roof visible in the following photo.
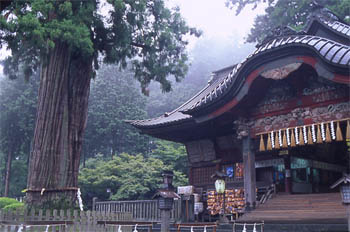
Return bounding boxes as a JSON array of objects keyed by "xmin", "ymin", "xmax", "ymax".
[{"xmin": 127, "ymin": 68, "xmax": 231, "ymax": 128}]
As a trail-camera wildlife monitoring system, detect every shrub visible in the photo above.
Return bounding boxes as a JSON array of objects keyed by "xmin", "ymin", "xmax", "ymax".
[
  {"xmin": 0, "ymin": 197, "xmax": 19, "ymax": 209},
  {"xmin": 3, "ymin": 202, "xmax": 25, "ymax": 213}
]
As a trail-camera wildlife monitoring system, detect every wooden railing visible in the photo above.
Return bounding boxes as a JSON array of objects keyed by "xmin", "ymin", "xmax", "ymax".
[
  {"xmin": 93, "ymin": 199, "xmax": 182, "ymax": 222},
  {"xmin": 259, "ymin": 184, "xmax": 276, "ymax": 205},
  {"xmin": 0, "ymin": 209, "xmax": 133, "ymax": 231}
]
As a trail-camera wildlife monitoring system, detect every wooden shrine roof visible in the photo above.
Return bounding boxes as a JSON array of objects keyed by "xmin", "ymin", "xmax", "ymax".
[{"xmin": 127, "ymin": 9, "xmax": 350, "ymax": 139}]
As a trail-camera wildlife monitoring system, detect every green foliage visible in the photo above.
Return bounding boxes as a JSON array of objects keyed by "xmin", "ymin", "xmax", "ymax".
[
  {"xmin": 79, "ymin": 141, "xmax": 189, "ymax": 207},
  {"xmin": 226, "ymin": 0, "xmax": 350, "ymax": 43},
  {"xmin": 0, "ymin": 197, "xmax": 20, "ymax": 209},
  {"xmin": 149, "ymin": 140, "xmax": 188, "ymax": 187},
  {"xmin": 0, "ymin": 0, "xmax": 200, "ymax": 91},
  {"xmin": 79, "ymin": 153, "xmax": 164, "ymax": 205},
  {"xmin": 150, "ymin": 140, "xmax": 187, "ymax": 174},
  {"xmin": 2, "ymin": 202, "xmax": 25, "ymax": 212}
]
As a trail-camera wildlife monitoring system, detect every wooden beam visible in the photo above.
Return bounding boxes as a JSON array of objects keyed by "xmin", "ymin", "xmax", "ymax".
[{"xmin": 243, "ymin": 135, "xmax": 256, "ymax": 210}]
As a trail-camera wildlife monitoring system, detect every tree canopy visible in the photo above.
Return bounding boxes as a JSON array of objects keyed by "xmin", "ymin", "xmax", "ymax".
[
  {"xmin": 0, "ymin": 0, "xmax": 200, "ymax": 91},
  {"xmin": 79, "ymin": 140, "xmax": 188, "ymax": 207},
  {"xmin": 226, "ymin": 0, "xmax": 350, "ymax": 43}
]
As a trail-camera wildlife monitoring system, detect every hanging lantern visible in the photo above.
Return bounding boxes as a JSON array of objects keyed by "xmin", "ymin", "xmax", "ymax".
[{"xmin": 215, "ymin": 179, "xmax": 226, "ymax": 194}]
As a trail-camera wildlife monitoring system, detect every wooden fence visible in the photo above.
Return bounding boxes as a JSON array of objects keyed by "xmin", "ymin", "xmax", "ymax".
[
  {"xmin": 93, "ymin": 199, "xmax": 182, "ymax": 222},
  {"xmin": 0, "ymin": 209, "xmax": 133, "ymax": 232}
]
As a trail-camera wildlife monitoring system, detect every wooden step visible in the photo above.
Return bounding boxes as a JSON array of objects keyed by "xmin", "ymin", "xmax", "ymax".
[{"xmin": 238, "ymin": 193, "xmax": 346, "ymax": 223}]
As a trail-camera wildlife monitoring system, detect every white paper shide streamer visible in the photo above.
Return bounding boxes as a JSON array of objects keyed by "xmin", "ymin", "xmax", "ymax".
[
  {"xmin": 311, "ymin": 124, "xmax": 316, "ymax": 142},
  {"xmin": 330, "ymin": 121, "xmax": 336, "ymax": 140},
  {"xmin": 286, "ymin": 128, "xmax": 290, "ymax": 146},
  {"xmin": 295, "ymin": 127, "xmax": 299, "ymax": 145},
  {"xmin": 77, "ymin": 188, "xmax": 84, "ymax": 211},
  {"xmin": 278, "ymin": 130, "xmax": 282, "ymax": 147},
  {"xmin": 271, "ymin": 131, "xmax": 275, "ymax": 148},
  {"xmin": 321, "ymin": 123, "xmax": 325, "ymax": 141}
]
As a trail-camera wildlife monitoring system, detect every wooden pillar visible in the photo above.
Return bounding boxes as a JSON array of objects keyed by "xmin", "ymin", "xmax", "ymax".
[
  {"xmin": 284, "ymin": 156, "xmax": 292, "ymax": 194},
  {"xmin": 189, "ymin": 167, "xmax": 193, "ymax": 185},
  {"xmin": 92, "ymin": 197, "xmax": 98, "ymax": 211},
  {"xmin": 243, "ymin": 136, "xmax": 256, "ymax": 210}
]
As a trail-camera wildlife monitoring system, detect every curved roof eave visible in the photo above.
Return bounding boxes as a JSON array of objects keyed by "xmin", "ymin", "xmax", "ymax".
[
  {"xmin": 128, "ymin": 35, "xmax": 350, "ymax": 129},
  {"xmin": 180, "ymin": 35, "xmax": 350, "ymax": 119},
  {"xmin": 304, "ymin": 16, "xmax": 350, "ymax": 44}
]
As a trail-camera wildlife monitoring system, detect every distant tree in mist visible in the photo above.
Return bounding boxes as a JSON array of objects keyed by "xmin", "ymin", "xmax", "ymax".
[
  {"xmin": 0, "ymin": 75, "xmax": 38, "ymax": 197},
  {"xmin": 83, "ymin": 64, "xmax": 150, "ymax": 162},
  {"xmin": 226, "ymin": 0, "xmax": 350, "ymax": 44},
  {"xmin": 146, "ymin": 36, "xmax": 255, "ymax": 117}
]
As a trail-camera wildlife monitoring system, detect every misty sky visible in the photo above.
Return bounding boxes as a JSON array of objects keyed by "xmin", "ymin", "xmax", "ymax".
[
  {"xmin": 0, "ymin": 0, "xmax": 265, "ymax": 74},
  {"xmin": 170, "ymin": 0, "xmax": 265, "ymax": 44}
]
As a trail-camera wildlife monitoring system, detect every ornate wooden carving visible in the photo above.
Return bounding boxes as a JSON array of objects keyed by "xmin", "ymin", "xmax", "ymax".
[
  {"xmin": 251, "ymin": 101, "xmax": 350, "ymax": 135},
  {"xmin": 261, "ymin": 63, "xmax": 302, "ymax": 80}
]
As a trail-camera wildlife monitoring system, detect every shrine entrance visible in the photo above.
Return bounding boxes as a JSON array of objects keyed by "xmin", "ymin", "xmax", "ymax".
[{"xmin": 256, "ymin": 119, "xmax": 349, "ymax": 194}]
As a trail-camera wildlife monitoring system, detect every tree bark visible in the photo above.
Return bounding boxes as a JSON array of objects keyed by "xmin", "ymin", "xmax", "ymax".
[
  {"xmin": 4, "ymin": 146, "xmax": 13, "ymax": 197},
  {"xmin": 26, "ymin": 41, "xmax": 92, "ymax": 209}
]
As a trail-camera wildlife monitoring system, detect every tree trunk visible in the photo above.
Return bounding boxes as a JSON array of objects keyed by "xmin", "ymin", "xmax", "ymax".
[
  {"xmin": 4, "ymin": 146, "xmax": 13, "ymax": 197},
  {"xmin": 26, "ymin": 41, "xmax": 92, "ymax": 209}
]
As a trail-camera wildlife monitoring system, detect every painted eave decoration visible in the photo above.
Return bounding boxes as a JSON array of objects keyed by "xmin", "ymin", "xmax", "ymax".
[{"xmin": 127, "ymin": 8, "xmax": 350, "ymax": 133}]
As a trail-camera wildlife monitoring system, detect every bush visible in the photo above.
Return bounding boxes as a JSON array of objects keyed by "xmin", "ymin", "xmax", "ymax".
[
  {"xmin": 3, "ymin": 202, "xmax": 25, "ymax": 213},
  {"xmin": 0, "ymin": 197, "xmax": 19, "ymax": 209}
]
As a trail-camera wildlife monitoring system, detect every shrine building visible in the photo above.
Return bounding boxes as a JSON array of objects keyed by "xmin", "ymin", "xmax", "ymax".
[{"xmin": 128, "ymin": 8, "xmax": 350, "ymax": 222}]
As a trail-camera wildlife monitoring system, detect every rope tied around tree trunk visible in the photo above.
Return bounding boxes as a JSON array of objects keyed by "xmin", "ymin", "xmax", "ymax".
[{"xmin": 26, "ymin": 187, "xmax": 80, "ymax": 193}]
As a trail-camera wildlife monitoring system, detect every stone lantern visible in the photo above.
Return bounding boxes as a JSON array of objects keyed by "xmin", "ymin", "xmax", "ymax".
[{"xmin": 153, "ymin": 170, "xmax": 180, "ymax": 232}]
